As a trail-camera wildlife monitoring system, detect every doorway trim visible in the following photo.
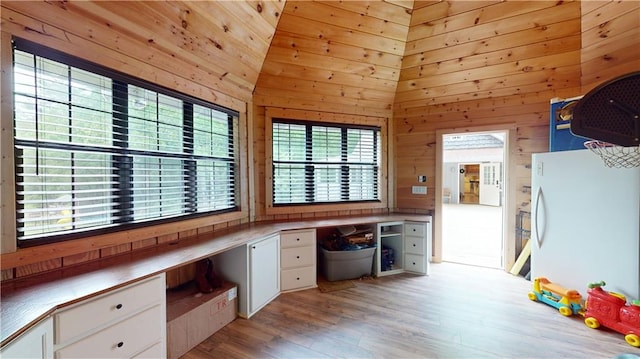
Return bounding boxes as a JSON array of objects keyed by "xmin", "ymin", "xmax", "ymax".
[{"xmin": 434, "ymin": 124, "xmax": 517, "ymax": 272}]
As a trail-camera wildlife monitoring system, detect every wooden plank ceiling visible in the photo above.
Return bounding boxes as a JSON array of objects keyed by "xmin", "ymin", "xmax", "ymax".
[
  {"xmin": 254, "ymin": 1, "xmax": 413, "ymax": 118},
  {"xmin": 2, "ymin": 0, "xmax": 285, "ymax": 109},
  {"xmin": 254, "ymin": 0, "xmax": 588, "ymax": 120},
  {"xmin": 3, "ymin": 1, "xmax": 637, "ymax": 118}
]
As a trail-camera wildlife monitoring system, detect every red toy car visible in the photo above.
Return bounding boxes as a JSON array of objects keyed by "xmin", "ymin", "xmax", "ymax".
[{"xmin": 583, "ymin": 281, "xmax": 640, "ymax": 347}]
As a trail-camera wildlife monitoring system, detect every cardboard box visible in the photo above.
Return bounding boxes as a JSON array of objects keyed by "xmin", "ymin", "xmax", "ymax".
[{"xmin": 166, "ymin": 281, "xmax": 237, "ymax": 359}]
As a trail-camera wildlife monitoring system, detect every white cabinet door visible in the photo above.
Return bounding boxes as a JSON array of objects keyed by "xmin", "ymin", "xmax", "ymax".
[
  {"xmin": 1, "ymin": 317, "xmax": 53, "ymax": 359},
  {"xmin": 214, "ymin": 234, "xmax": 281, "ymax": 318},
  {"xmin": 249, "ymin": 234, "xmax": 280, "ymax": 315}
]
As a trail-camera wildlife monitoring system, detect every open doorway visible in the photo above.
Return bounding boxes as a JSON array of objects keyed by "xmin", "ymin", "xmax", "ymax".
[{"xmin": 441, "ymin": 132, "xmax": 505, "ymax": 268}]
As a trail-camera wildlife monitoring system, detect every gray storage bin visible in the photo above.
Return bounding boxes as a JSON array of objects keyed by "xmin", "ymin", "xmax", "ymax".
[{"xmin": 320, "ymin": 247, "xmax": 376, "ymax": 281}]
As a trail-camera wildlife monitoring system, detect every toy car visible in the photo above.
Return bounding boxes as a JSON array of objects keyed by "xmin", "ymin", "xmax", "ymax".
[
  {"xmin": 583, "ymin": 281, "xmax": 640, "ymax": 347},
  {"xmin": 528, "ymin": 277, "xmax": 583, "ymax": 316}
]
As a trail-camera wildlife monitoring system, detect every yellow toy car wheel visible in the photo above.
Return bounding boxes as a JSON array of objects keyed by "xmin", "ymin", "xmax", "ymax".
[
  {"xmin": 558, "ymin": 306, "xmax": 572, "ymax": 316},
  {"xmin": 527, "ymin": 292, "xmax": 537, "ymax": 301},
  {"xmin": 625, "ymin": 334, "xmax": 640, "ymax": 347},
  {"xmin": 584, "ymin": 317, "xmax": 600, "ymax": 329}
]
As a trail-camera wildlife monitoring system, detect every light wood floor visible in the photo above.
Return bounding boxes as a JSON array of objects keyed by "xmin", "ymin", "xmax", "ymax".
[
  {"xmin": 182, "ymin": 262, "xmax": 635, "ymax": 358},
  {"xmin": 183, "ymin": 263, "xmax": 640, "ymax": 359}
]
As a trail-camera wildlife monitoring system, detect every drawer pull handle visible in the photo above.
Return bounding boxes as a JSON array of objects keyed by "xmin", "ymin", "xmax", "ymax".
[
  {"xmin": 115, "ymin": 304, "xmax": 123, "ymax": 310},
  {"xmin": 117, "ymin": 342, "xmax": 124, "ymax": 348},
  {"xmin": 412, "ymin": 244, "xmax": 416, "ymax": 247},
  {"xmin": 296, "ymin": 255, "xmax": 300, "ymax": 259},
  {"xmin": 296, "ymin": 277, "xmax": 300, "ymax": 280},
  {"xmin": 296, "ymin": 238, "xmax": 300, "ymax": 241}
]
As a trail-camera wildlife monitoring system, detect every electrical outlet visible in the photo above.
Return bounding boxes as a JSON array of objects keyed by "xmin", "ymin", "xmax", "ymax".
[{"xmin": 412, "ymin": 186, "xmax": 427, "ymax": 195}]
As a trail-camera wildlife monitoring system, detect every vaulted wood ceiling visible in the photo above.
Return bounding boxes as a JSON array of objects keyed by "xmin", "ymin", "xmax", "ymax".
[
  {"xmin": 7, "ymin": 0, "xmax": 629, "ymax": 119},
  {"xmin": 254, "ymin": 1, "xmax": 412, "ymax": 117},
  {"xmin": 252, "ymin": 0, "xmax": 587, "ymax": 119}
]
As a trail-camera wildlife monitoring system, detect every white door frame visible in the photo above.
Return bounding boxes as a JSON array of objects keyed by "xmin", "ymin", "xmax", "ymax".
[{"xmin": 434, "ymin": 124, "xmax": 517, "ymax": 271}]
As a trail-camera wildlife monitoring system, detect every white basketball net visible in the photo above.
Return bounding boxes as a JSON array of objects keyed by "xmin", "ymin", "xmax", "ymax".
[{"xmin": 584, "ymin": 140, "xmax": 640, "ymax": 168}]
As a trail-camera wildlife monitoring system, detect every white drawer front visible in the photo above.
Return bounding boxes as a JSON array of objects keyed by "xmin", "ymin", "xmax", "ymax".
[
  {"xmin": 404, "ymin": 223, "xmax": 425, "ymax": 237},
  {"xmin": 55, "ymin": 275, "xmax": 164, "ymax": 344},
  {"xmin": 281, "ymin": 267, "xmax": 316, "ymax": 291},
  {"xmin": 280, "ymin": 229, "xmax": 315, "ymax": 248},
  {"xmin": 55, "ymin": 305, "xmax": 163, "ymax": 359},
  {"xmin": 405, "ymin": 254, "xmax": 426, "ymax": 274},
  {"xmin": 281, "ymin": 246, "xmax": 315, "ymax": 269},
  {"xmin": 405, "ymin": 236, "xmax": 425, "ymax": 255},
  {"xmin": 133, "ymin": 341, "xmax": 164, "ymax": 358}
]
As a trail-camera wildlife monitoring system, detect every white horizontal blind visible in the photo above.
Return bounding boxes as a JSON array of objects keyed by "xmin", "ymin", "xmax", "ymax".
[
  {"xmin": 12, "ymin": 41, "xmax": 238, "ymax": 244},
  {"xmin": 272, "ymin": 120, "xmax": 380, "ymax": 205}
]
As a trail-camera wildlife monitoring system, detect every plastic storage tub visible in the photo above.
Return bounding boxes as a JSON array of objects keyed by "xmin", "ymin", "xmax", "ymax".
[{"xmin": 320, "ymin": 247, "xmax": 376, "ymax": 281}]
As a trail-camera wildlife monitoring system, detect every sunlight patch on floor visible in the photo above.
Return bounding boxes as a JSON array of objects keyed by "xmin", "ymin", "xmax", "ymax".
[{"xmin": 442, "ymin": 203, "xmax": 503, "ymax": 268}]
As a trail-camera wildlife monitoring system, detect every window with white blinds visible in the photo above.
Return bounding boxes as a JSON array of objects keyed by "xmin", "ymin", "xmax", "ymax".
[
  {"xmin": 12, "ymin": 39, "xmax": 238, "ymax": 245},
  {"xmin": 272, "ymin": 120, "xmax": 380, "ymax": 205}
]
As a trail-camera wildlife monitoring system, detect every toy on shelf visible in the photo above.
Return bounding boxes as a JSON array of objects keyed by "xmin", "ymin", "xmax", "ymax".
[
  {"xmin": 528, "ymin": 277, "xmax": 583, "ymax": 316},
  {"xmin": 583, "ymin": 281, "xmax": 640, "ymax": 347}
]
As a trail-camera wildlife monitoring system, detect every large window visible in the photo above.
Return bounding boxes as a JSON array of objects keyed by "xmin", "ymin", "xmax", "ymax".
[
  {"xmin": 272, "ymin": 120, "xmax": 380, "ymax": 205},
  {"xmin": 12, "ymin": 39, "xmax": 238, "ymax": 245}
]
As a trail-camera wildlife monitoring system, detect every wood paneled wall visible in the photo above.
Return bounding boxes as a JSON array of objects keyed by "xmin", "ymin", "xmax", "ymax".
[
  {"xmin": 0, "ymin": 0, "xmax": 280, "ymax": 278},
  {"xmin": 394, "ymin": 1, "xmax": 583, "ymax": 214},
  {"xmin": 393, "ymin": 1, "xmax": 639, "ymax": 264},
  {"xmin": 251, "ymin": 1, "xmax": 414, "ymax": 221}
]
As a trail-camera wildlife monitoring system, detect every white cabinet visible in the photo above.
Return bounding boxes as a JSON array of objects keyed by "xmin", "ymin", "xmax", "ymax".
[
  {"xmin": 249, "ymin": 234, "xmax": 280, "ymax": 314},
  {"xmin": 214, "ymin": 234, "xmax": 280, "ymax": 318},
  {"xmin": 376, "ymin": 222, "xmax": 404, "ymax": 276},
  {"xmin": 53, "ymin": 274, "xmax": 166, "ymax": 359},
  {"xmin": 1, "ymin": 316, "xmax": 53, "ymax": 359},
  {"xmin": 404, "ymin": 221, "xmax": 430, "ymax": 275},
  {"xmin": 280, "ymin": 229, "xmax": 317, "ymax": 291},
  {"xmin": 376, "ymin": 220, "xmax": 431, "ymax": 277}
]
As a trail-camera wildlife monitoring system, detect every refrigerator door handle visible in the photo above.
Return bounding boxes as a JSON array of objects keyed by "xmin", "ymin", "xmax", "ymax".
[{"xmin": 534, "ymin": 187, "xmax": 544, "ymax": 248}]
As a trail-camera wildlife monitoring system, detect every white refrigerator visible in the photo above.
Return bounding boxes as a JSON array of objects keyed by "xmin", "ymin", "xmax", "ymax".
[{"xmin": 531, "ymin": 149, "xmax": 640, "ymax": 299}]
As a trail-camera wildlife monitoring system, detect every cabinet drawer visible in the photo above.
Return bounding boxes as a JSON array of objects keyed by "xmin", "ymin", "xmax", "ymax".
[
  {"xmin": 280, "ymin": 229, "xmax": 315, "ymax": 248},
  {"xmin": 281, "ymin": 267, "xmax": 316, "ymax": 291},
  {"xmin": 405, "ymin": 236, "xmax": 425, "ymax": 255},
  {"xmin": 134, "ymin": 341, "xmax": 164, "ymax": 358},
  {"xmin": 281, "ymin": 246, "xmax": 315, "ymax": 269},
  {"xmin": 404, "ymin": 223, "xmax": 425, "ymax": 237},
  {"xmin": 55, "ymin": 275, "xmax": 164, "ymax": 344},
  {"xmin": 405, "ymin": 254, "xmax": 426, "ymax": 274},
  {"xmin": 55, "ymin": 305, "xmax": 163, "ymax": 359}
]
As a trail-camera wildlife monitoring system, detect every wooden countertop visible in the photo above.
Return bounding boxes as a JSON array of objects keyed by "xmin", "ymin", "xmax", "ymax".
[{"xmin": 0, "ymin": 214, "xmax": 431, "ymax": 346}]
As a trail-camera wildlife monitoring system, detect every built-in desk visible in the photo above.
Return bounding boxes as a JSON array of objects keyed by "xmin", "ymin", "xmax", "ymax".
[{"xmin": 0, "ymin": 214, "xmax": 431, "ymax": 349}]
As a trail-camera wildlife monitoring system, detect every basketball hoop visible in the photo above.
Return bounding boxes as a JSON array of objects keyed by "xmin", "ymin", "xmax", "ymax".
[{"xmin": 584, "ymin": 140, "xmax": 640, "ymax": 168}]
